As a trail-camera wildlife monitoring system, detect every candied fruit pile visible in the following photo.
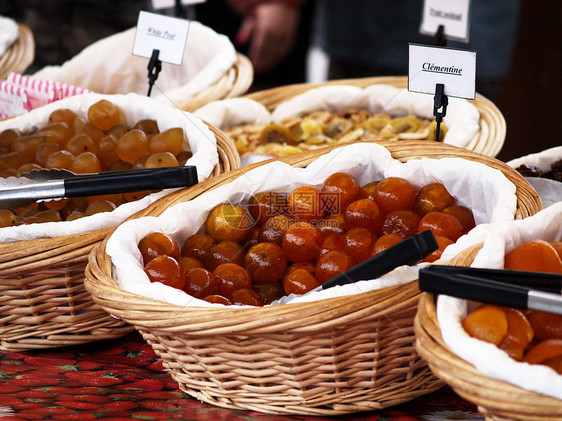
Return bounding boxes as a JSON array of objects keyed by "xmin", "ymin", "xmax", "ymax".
[
  {"xmin": 516, "ymin": 159, "xmax": 562, "ymax": 182},
  {"xmin": 0, "ymin": 99, "xmax": 192, "ymax": 225},
  {"xmin": 462, "ymin": 239, "xmax": 562, "ymax": 371},
  {"xmin": 139, "ymin": 172, "xmax": 475, "ymax": 306}
]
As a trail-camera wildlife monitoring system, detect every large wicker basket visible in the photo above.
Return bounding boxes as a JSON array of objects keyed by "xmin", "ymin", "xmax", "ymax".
[
  {"xmin": 0, "ymin": 23, "xmax": 35, "ymax": 80},
  {"xmin": 244, "ymin": 76, "xmax": 506, "ymax": 158},
  {"xmin": 0, "ymin": 126, "xmax": 239, "ymax": 351},
  {"xmin": 85, "ymin": 141, "xmax": 540, "ymax": 416},
  {"xmin": 415, "ymin": 244, "xmax": 562, "ymax": 421},
  {"xmin": 178, "ymin": 53, "xmax": 253, "ymax": 112}
]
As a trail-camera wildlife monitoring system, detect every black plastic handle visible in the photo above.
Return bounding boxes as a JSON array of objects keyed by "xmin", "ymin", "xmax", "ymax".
[
  {"xmin": 321, "ymin": 229, "xmax": 438, "ymax": 290},
  {"xmin": 419, "ymin": 267, "xmax": 529, "ymax": 309},
  {"xmin": 63, "ymin": 166, "xmax": 198, "ymax": 197},
  {"xmin": 426, "ymin": 265, "xmax": 562, "ymax": 294}
]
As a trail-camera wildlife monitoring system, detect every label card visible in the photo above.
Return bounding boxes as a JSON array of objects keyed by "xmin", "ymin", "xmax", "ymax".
[
  {"xmin": 151, "ymin": 0, "xmax": 206, "ymax": 9},
  {"xmin": 408, "ymin": 44, "xmax": 476, "ymax": 99},
  {"xmin": 132, "ymin": 11, "xmax": 190, "ymax": 65},
  {"xmin": 419, "ymin": 0, "xmax": 471, "ymax": 42}
]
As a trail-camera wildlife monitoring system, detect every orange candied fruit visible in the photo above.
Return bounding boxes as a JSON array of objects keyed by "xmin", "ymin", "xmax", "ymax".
[
  {"xmin": 504, "ymin": 239, "xmax": 562, "ymax": 274},
  {"xmin": 462, "ymin": 304, "xmax": 508, "ymax": 346}
]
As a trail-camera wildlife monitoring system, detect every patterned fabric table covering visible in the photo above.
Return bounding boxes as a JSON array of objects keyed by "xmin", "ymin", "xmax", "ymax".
[{"xmin": 0, "ymin": 332, "xmax": 483, "ymax": 420}]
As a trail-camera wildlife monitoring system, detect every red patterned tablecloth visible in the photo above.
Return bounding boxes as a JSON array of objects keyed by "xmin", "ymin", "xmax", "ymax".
[{"xmin": 0, "ymin": 332, "xmax": 483, "ymax": 420}]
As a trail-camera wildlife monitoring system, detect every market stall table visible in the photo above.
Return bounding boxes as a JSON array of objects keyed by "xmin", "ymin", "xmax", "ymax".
[{"xmin": 0, "ymin": 331, "xmax": 483, "ymax": 420}]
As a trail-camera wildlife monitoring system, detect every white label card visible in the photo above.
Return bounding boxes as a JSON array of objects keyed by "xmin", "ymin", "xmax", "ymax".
[
  {"xmin": 151, "ymin": 0, "xmax": 206, "ymax": 9},
  {"xmin": 408, "ymin": 44, "xmax": 476, "ymax": 99},
  {"xmin": 420, "ymin": 0, "xmax": 471, "ymax": 42},
  {"xmin": 132, "ymin": 11, "xmax": 190, "ymax": 65}
]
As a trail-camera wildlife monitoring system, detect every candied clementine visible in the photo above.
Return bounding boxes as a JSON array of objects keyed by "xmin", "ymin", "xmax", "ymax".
[
  {"xmin": 443, "ymin": 205, "xmax": 476, "ymax": 234},
  {"xmin": 372, "ymin": 234, "xmax": 404, "ymax": 255},
  {"xmin": 181, "ymin": 233, "xmax": 216, "ymax": 262},
  {"xmin": 213, "ymin": 263, "xmax": 252, "ymax": 297},
  {"xmin": 206, "ymin": 203, "xmax": 252, "ymax": 243},
  {"xmin": 178, "ymin": 256, "xmax": 203, "ymax": 274},
  {"xmin": 184, "ymin": 267, "xmax": 219, "ymax": 298},
  {"xmin": 414, "ymin": 182, "xmax": 455, "ymax": 216},
  {"xmin": 138, "ymin": 232, "xmax": 181, "ymax": 265},
  {"xmin": 245, "ymin": 242, "xmax": 287, "ymax": 283},
  {"xmin": 498, "ymin": 308, "xmax": 534, "ymax": 360},
  {"xmin": 320, "ymin": 172, "xmax": 361, "ymax": 213},
  {"xmin": 315, "ymin": 250, "xmax": 354, "ymax": 284},
  {"xmin": 526, "ymin": 311, "xmax": 562, "ymax": 341},
  {"xmin": 504, "ymin": 240, "xmax": 562, "ymax": 274},
  {"xmin": 551, "ymin": 242, "xmax": 562, "ymax": 260},
  {"xmin": 282, "ymin": 221, "xmax": 322, "ymax": 262},
  {"xmin": 231, "ymin": 288, "xmax": 265, "ymax": 306},
  {"xmin": 317, "ymin": 232, "xmax": 345, "ymax": 258},
  {"xmin": 206, "ymin": 240, "xmax": 245, "ymax": 271},
  {"xmin": 254, "ymin": 282, "xmax": 285, "ymax": 304},
  {"xmin": 359, "ymin": 180, "xmax": 380, "ymax": 201},
  {"xmin": 418, "ymin": 211, "xmax": 464, "ymax": 242},
  {"xmin": 344, "ymin": 198, "xmax": 383, "ymax": 234},
  {"xmin": 248, "ymin": 191, "xmax": 289, "ymax": 225},
  {"xmin": 288, "ymin": 185, "xmax": 325, "ymax": 222},
  {"xmin": 203, "ymin": 294, "xmax": 232, "ymax": 305},
  {"xmin": 258, "ymin": 214, "xmax": 293, "ymax": 246},
  {"xmin": 422, "ymin": 236, "xmax": 453, "ymax": 263},
  {"xmin": 381, "ymin": 209, "xmax": 420, "ymax": 238},
  {"xmin": 283, "ymin": 268, "xmax": 321, "ymax": 295},
  {"xmin": 462, "ymin": 304, "xmax": 508, "ymax": 346},
  {"xmin": 372, "ymin": 177, "xmax": 416, "ymax": 214},
  {"xmin": 317, "ymin": 213, "xmax": 346, "ymax": 236},
  {"xmin": 144, "ymin": 255, "xmax": 185, "ymax": 290},
  {"xmin": 284, "ymin": 261, "xmax": 316, "ymax": 276},
  {"xmin": 344, "ymin": 227, "xmax": 377, "ymax": 264}
]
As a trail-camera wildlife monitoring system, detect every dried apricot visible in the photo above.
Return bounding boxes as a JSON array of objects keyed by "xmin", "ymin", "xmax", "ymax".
[
  {"xmin": 504, "ymin": 240, "xmax": 562, "ymax": 274},
  {"xmin": 523, "ymin": 339, "xmax": 562, "ymax": 373},
  {"xmin": 526, "ymin": 311, "xmax": 562, "ymax": 341},
  {"xmin": 498, "ymin": 308, "xmax": 534, "ymax": 360},
  {"xmin": 462, "ymin": 305, "xmax": 508, "ymax": 346}
]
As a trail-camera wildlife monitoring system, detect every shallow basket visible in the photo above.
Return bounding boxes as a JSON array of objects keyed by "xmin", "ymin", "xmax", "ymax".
[
  {"xmin": 0, "ymin": 127, "xmax": 239, "ymax": 351},
  {"xmin": 84, "ymin": 140, "xmax": 540, "ymax": 415},
  {"xmin": 415, "ymin": 244, "xmax": 562, "ymax": 421},
  {"xmin": 178, "ymin": 53, "xmax": 254, "ymax": 112},
  {"xmin": 0, "ymin": 23, "xmax": 35, "ymax": 80},
  {"xmin": 244, "ymin": 76, "xmax": 506, "ymax": 158}
]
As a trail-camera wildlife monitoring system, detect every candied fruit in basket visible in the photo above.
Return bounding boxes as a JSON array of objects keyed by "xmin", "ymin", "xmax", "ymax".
[
  {"xmin": 344, "ymin": 227, "xmax": 376, "ymax": 264},
  {"xmin": 206, "ymin": 240, "xmax": 245, "ymax": 271},
  {"xmin": 443, "ymin": 205, "xmax": 476, "ymax": 234},
  {"xmin": 214, "ymin": 263, "xmax": 252, "ymax": 297},
  {"xmin": 288, "ymin": 185, "xmax": 326, "ymax": 222},
  {"xmin": 414, "ymin": 182, "xmax": 455, "ymax": 216},
  {"xmin": 283, "ymin": 268, "xmax": 320, "ymax": 295},
  {"xmin": 248, "ymin": 191, "xmax": 289, "ymax": 225},
  {"xmin": 421, "ymin": 236, "xmax": 453, "ymax": 263},
  {"xmin": 498, "ymin": 308, "xmax": 534, "ymax": 360},
  {"xmin": 522, "ymin": 339, "xmax": 562, "ymax": 374},
  {"xmin": 381, "ymin": 209, "xmax": 420, "ymax": 238},
  {"xmin": 504, "ymin": 240, "xmax": 562, "ymax": 274},
  {"xmin": 315, "ymin": 250, "xmax": 353, "ymax": 284},
  {"xmin": 258, "ymin": 214, "xmax": 293, "ymax": 246},
  {"xmin": 138, "ymin": 232, "xmax": 181, "ymax": 265},
  {"xmin": 418, "ymin": 211, "xmax": 464, "ymax": 242},
  {"xmin": 372, "ymin": 177, "xmax": 416, "ymax": 214},
  {"xmin": 462, "ymin": 304, "xmax": 508, "ymax": 346},
  {"xmin": 144, "ymin": 254, "xmax": 185, "ymax": 290},
  {"xmin": 344, "ymin": 198, "xmax": 383, "ymax": 234},
  {"xmin": 184, "ymin": 267, "xmax": 219, "ymax": 298},
  {"xmin": 320, "ymin": 171, "xmax": 361, "ymax": 213},
  {"xmin": 88, "ymin": 99, "xmax": 122, "ymax": 131},
  {"xmin": 526, "ymin": 311, "xmax": 562, "ymax": 341},
  {"xmin": 206, "ymin": 203, "xmax": 252, "ymax": 243},
  {"xmin": 282, "ymin": 221, "xmax": 322, "ymax": 262},
  {"xmin": 372, "ymin": 233, "xmax": 404, "ymax": 255},
  {"xmin": 245, "ymin": 242, "xmax": 287, "ymax": 283}
]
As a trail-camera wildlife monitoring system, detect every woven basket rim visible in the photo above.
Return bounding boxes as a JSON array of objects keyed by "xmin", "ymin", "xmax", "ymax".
[
  {"xmin": 243, "ymin": 76, "xmax": 506, "ymax": 157},
  {"xmin": 0, "ymin": 23, "xmax": 35, "ymax": 80},
  {"xmin": 178, "ymin": 53, "xmax": 253, "ymax": 112},
  {"xmin": 85, "ymin": 140, "xmax": 542, "ymax": 332}
]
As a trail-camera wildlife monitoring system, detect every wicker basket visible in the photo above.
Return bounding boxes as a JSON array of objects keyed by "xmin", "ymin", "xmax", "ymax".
[
  {"xmin": 178, "ymin": 53, "xmax": 253, "ymax": 112},
  {"xmin": 0, "ymin": 24, "xmax": 35, "ymax": 80},
  {"xmin": 244, "ymin": 76, "xmax": 506, "ymax": 158},
  {"xmin": 0, "ymin": 127, "xmax": 239, "ymax": 351},
  {"xmin": 415, "ymin": 244, "xmax": 562, "ymax": 421},
  {"xmin": 85, "ymin": 140, "xmax": 540, "ymax": 416}
]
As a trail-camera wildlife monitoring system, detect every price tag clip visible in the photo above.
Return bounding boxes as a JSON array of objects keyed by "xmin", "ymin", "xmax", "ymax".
[
  {"xmin": 147, "ymin": 49, "xmax": 162, "ymax": 97},
  {"xmin": 433, "ymin": 83, "xmax": 448, "ymax": 141},
  {"xmin": 433, "ymin": 24, "xmax": 447, "ymax": 47}
]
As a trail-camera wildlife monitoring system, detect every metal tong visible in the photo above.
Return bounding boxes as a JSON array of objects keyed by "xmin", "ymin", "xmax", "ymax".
[
  {"xmin": 419, "ymin": 265, "xmax": 562, "ymax": 315},
  {"xmin": 0, "ymin": 166, "xmax": 198, "ymax": 209}
]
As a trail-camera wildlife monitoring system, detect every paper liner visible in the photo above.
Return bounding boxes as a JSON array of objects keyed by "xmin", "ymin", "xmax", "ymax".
[{"xmin": 0, "ymin": 16, "xmax": 18, "ymax": 58}]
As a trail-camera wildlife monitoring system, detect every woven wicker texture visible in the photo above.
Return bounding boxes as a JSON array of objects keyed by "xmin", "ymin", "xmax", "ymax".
[
  {"xmin": 0, "ymin": 24, "xmax": 35, "ymax": 80},
  {"xmin": 415, "ymin": 243, "xmax": 562, "ymax": 420},
  {"xmin": 85, "ymin": 140, "xmax": 540, "ymax": 415},
  {"xmin": 244, "ymin": 76, "xmax": 506, "ymax": 158},
  {"xmin": 178, "ymin": 53, "xmax": 253, "ymax": 112},
  {"xmin": 0, "ymin": 127, "xmax": 239, "ymax": 351}
]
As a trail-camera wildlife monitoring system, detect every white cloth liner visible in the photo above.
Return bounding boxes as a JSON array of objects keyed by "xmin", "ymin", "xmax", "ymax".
[
  {"xmin": 507, "ymin": 146, "xmax": 562, "ymax": 172},
  {"xmin": 194, "ymin": 84, "xmax": 480, "ymax": 148},
  {"xmin": 105, "ymin": 142, "xmax": 517, "ymax": 308},
  {"xmin": 31, "ymin": 21, "xmax": 238, "ymax": 108},
  {"xmin": 0, "ymin": 92, "xmax": 218, "ymax": 242},
  {"xmin": 0, "ymin": 16, "xmax": 18, "ymax": 58},
  {"xmin": 437, "ymin": 203, "xmax": 562, "ymax": 400}
]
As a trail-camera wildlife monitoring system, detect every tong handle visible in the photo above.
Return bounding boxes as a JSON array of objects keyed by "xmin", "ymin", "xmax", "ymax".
[
  {"xmin": 321, "ymin": 229, "xmax": 438, "ymax": 290},
  {"xmin": 64, "ymin": 166, "xmax": 198, "ymax": 197}
]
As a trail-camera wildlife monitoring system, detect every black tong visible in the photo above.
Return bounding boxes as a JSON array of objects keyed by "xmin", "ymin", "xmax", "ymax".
[
  {"xmin": 320, "ymin": 229, "xmax": 438, "ymax": 290},
  {"xmin": 419, "ymin": 265, "xmax": 562, "ymax": 315}
]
